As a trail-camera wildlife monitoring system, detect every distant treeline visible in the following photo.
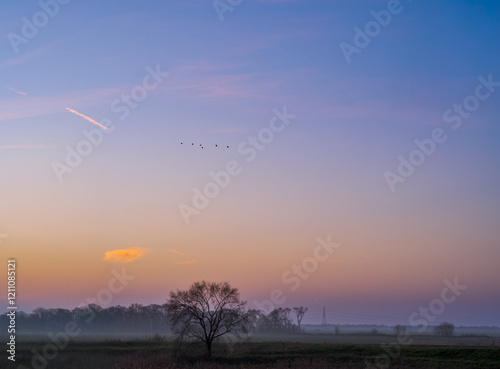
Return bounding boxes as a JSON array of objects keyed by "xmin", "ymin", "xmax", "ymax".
[
  {"xmin": 3, "ymin": 305, "xmax": 496, "ymax": 335},
  {"xmin": 1, "ymin": 304, "xmax": 171, "ymax": 334},
  {"xmin": 0, "ymin": 305, "xmax": 304, "ymax": 334}
]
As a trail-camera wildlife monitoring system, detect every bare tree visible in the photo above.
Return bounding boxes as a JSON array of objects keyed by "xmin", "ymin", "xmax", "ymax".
[
  {"xmin": 394, "ymin": 324, "xmax": 407, "ymax": 336},
  {"xmin": 293, "ymin": 307, "xmax": 308, "ymax": 333},
  {"xmin": 434, "ymin": 322, "xmax": 455, "ymax": 337},
  {"xmin": 167, "ymin": 281, "xmax": 253, "ymax": 359}
]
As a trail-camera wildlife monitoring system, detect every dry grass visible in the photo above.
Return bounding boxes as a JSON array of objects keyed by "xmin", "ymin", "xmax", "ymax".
[{"xmin": 5, "ymin": 340, "xmax": 500, "ymax": 369}]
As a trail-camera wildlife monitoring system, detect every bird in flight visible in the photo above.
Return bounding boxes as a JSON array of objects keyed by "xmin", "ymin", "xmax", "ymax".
[{"xmin": 181, "ymin": 142, "xmax": 229, "ymax": 148}]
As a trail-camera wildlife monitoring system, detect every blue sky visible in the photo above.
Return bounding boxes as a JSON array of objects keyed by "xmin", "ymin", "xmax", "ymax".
[{"xmin": 1, "ymin": 0, "xmax": 499, "ymax": 326}]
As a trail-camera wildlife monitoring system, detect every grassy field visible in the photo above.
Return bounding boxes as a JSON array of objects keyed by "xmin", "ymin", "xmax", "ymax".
[
  {"xmin": 3, "ymin": 337, "xmax": 500, "ymax": 369},
  {"xmin": 7, "ymin": 331, "xmax": 500, "ymax": 345}
]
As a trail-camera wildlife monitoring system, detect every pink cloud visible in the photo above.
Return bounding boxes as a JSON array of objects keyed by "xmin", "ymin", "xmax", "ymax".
[{"xmin": 103, "ymin": 248, "xmax": 150, "ymax": 263}]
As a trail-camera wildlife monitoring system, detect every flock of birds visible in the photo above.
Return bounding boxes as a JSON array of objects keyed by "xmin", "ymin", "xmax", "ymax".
[{"xmin": 181, "ymin": 142, "xmax": 229, "ymax": 149}]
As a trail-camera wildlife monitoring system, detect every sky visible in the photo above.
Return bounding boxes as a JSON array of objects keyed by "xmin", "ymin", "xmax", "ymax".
[{"xmin": 0, "ymin": 0, "xmax": 499, "ymax": 327}]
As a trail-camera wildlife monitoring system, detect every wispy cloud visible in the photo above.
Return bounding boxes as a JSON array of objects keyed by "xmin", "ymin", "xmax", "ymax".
[
  {"xmin": 7, "ymin": 87, "xmax": 27, "ymax": 96},
  {"xmin": 0, "ymin": 60, "xmax": 277, "ymax": 123},
  {"xmin": 174, "ymin": 259, "xmax": 198, "ymax": 265},
  {"xmin": 168, "ymin": 72, "xmax": 258, "ymax": 100},
  {"xmin": 0, "ymin": 144, "xmax": 58, "ymax": 150},
  {"xmin": 65, "ymin": 108, "xmax": 109, "ymax": 130},
  {"xmin": 167, "ymin": 61, "xmax": 285, "ymax": 101},
  {"xmin": 0, "ymin": 87, "xmax": 123, "ymax": 122},
  {"xmin": 0, "ymin": 41, "xmax": 59, "ymax": 69},
  {"xmin": 103, "ymin": 247, "xmax": 150, "ymax": 263},
  {"xmin": 170, "ymin": 249, "xmax": 198, "ymax": 264},
  {"xmin": 176, "ymin": 60, "xmax": 242, "ymax": 73}
]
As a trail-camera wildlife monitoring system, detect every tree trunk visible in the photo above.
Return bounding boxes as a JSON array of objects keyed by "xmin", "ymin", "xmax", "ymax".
[{"xmin": 205, "ymin": 340, "xmax": 212, "ymax": 360}]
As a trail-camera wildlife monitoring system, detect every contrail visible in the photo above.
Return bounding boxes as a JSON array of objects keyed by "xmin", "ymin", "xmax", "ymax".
[
  {"xmin": 7, "ymin": 86, "xmax": 27, "ymax": 96},
  {"xmin": 65, "ymin": 108, "xmax": 108, "ymax": 130},
  {"xmin": 169, "ymin": 249, "xmax": 185, "ymax": 255}
]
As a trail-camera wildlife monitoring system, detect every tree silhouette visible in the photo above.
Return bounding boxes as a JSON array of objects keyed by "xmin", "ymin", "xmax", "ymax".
[
  {"xmin": 434, "ymin": 322, "xmax": 455, "ymax": 337},
  {"xmin": 293, "ymin": 307, "xmax": 308, "ymax": 333},
  {"xmin": 167, "ymin": 280, "xmax": 253, "ymax": 359},
  {"xmin": 394, "ymin": 324, "xmax": 407, "ymax": 335}
]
